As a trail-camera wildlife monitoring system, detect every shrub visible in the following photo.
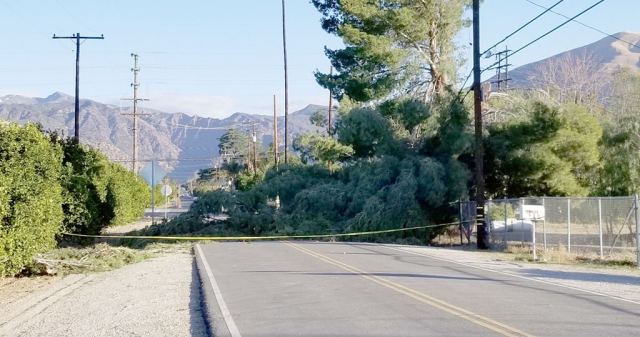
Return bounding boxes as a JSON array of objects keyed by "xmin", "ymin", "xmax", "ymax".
[
  {"xmin": 0, "ymin": 123, "xmax": 64, "ymax": 277},
  {"xmin": 53, "ymin": 136, "xmax": 151, "ymax": 244}
]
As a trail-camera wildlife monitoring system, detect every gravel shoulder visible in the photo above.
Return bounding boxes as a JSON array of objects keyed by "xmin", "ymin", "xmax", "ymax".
[{"xmin": 0, "ymin": 250, "xmax": 207, "ymax": 337}]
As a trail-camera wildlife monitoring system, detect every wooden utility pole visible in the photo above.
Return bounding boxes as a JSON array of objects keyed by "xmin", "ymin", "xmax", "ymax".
[
  {"xmin": 252, "ymin": 123, "xmax": 258, "ymax": 175},
  {"xmin": 274, "ymin": 95, "xmax": 278, "ymax": 170},
  {"xmin": 282, "ymin": 0, "xmax": 289, "ymax": 164},
  {"xmin": 328, "ymin": 66, "xmax": 334, "ymax": 173},
  {"xmin": 52, "ymin": 32, "xmax": 104, "ymax": 141},
  {"xmin": 246, "ymin": 129, "xmax": 252, "ymax": 173},
  {"xmin": 122, "ymin": 53, "xmax": 149, "ymax": 173},
  {"xmin": 328, "ymin": 66, "xmax": 334, "ymax": 137},
  {"xmin": 244, "ymin": 120, "xmax": 260, "ymax": 174},
  {"xmin": 473, "ymin": 0, "xmax": 488, "ymax": 249}
]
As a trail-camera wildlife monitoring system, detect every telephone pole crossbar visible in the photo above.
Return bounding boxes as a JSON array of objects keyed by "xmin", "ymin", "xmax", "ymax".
[
  {"xmin": 121, "ymin": 53, "xmax": 149, "ymax": 173},
  {"xmin": 52, "ymin": 32, "xmax": 104, "ymax": 141}
]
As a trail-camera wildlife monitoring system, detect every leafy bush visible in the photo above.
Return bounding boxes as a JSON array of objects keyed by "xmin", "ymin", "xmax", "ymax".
[
  {"xmin": 0, "ymin": 123, "xmax": 64, "ymax": 277},
  {"xmin": 52, "ymin": 136, "xmax": 151, "ymax": 244},
  {"xmin": 104, "ymin": 162, "xmax": 150, "ymax": 226}
]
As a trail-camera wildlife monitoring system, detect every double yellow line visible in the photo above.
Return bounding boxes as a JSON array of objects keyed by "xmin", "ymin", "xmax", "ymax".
[{"xmin": 284, "ymin": 242, "xmax": 535, "ymax": 337}]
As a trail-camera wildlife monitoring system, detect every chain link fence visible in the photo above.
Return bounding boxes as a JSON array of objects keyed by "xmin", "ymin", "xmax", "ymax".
[{"xmin": 458, "ymin": 196, "xmax": 640, "ymax": 265}]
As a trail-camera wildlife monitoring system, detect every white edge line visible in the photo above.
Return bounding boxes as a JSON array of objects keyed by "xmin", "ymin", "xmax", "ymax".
[
  {"xmin": 383, "ymin": 245, "xmax": 640, "ymax": 306},
  {"xmin": 196, "ymin": 244, "xmax": 242, "ymax": 337}
]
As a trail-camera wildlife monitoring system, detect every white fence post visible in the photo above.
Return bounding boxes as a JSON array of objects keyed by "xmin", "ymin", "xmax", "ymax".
[
  {"xmin": 542, "ymin": 197, "xmax": 547, "ymax": 251},
  {"xmin": 504, "ymin": 198, "xmax": 508, "ymax": 245},
  {"xmin": 532, "ymin": 220, "xmax": 537, "ymax": 261},
  {"xmin": 521, "ymin": 198, "xmax": 525, "ymax": 246},
  {"xmin": 459, "ymin": 200, "xmax": 463, "ymax": 245},
  {"xmin": 598, "ymin": 198, "xmax": 603, "ymax": 259},
  {"xmin": 635, "ymin": 195, "xmax": 639, "ymax": 267},
  {"xmin": 567, "ymin": 198, "xmax": 571, "ymax": 253}
]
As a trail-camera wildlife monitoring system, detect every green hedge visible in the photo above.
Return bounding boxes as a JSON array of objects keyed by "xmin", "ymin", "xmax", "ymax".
[
  {"xmin": 0, "ymin": 124, "xmax": 64, "ymax": 277},
  {"xmin": 0, "ymin": 125, "xmax": 152, "ymax": 276},
  {"xmin": 53, "ymin": 136, "xmax": 151, "ymax": 242}
]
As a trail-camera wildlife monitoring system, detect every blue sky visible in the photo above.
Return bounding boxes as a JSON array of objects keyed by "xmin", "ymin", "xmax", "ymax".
[{"xmin": 0, "ymin": 0, "xmax": 637, "ymax": 119}]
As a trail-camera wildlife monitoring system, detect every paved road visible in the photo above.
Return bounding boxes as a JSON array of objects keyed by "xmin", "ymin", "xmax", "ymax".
[
  {"xmin": 196, "ymin": 241, "xmax": 640, "ymax": 337},
  {"xmin": 144, "ymin": 196, "xmax": 194, "ymax": 219}
]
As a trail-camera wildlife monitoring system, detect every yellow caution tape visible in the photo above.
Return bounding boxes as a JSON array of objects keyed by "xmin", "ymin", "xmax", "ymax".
[{"xmin": 62, "ymin": 221, "xmax": 461, "ymax": 241}]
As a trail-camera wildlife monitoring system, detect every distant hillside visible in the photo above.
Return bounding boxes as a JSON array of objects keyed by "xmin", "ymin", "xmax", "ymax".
[
  {"xmin": 0, "ymin": 92, "xmax": 325, "ymax": 182},
  {"xmin": 486, "ymin": 31, "xmax": 640, "ymax": 89}
]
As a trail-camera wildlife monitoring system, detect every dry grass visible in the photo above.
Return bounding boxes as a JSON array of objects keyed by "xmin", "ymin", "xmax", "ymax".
[
  {"xmin": 25, "ymin": 243, "xmax": 156, "ymax": 276},
  {"xmin": 506, "ymin": 242, "xmax": 637, "ymax": 267}
]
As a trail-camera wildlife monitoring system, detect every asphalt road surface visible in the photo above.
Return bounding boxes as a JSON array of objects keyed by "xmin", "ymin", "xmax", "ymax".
[
  {"xmin": 195, "ymin": 241, "xmax": 640, "ymax": 337},
  {"xmin": 145, "ymin": 196, "xmax": 194, "ymax": 219}
]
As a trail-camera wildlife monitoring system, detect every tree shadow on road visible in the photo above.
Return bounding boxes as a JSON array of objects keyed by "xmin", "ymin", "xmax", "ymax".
[
  {"xmin": 518, "ymin": 269, "xmax": 640, "ymax": 285},
  {"xmin": 243, "ymin": 270, "xmax": 488, "ymax": 281}
]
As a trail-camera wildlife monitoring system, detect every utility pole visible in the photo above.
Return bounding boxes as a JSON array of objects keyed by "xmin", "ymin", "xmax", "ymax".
[
  {"xmin": 281, "ymin": 0, "xmax": 289, "ymax": 164},
  {"xmin": 52, "ymin": 32, "xmax": 104, "ymax": 141},
  {"xmin": 328, "ymin": 66, "xmax": 334, "ymax": 173},
  {"xmin": 492, "ymin": 46, "xmax": 512, "ymax": 91},
  {"xmin": 274, "ymin": 95, "xmax": 278, "ymax": 170},
  {"xmin": 122, "ymin": 53, "xmax": 149, "ymax": 173},
  {"xmin": 504, "ymin": 45, "xmax": 511, "ymax": 90},
  {"xmin": 252, "ymin": 123, "xmax": 258, "ymax": 175},
  {"xmin": 328, "ymin": 66, "xmax": 334, "ymax": 137},
  {"xmin": 473, "ymin": 0, "xmax": 488, "ymax": 249},
  {"xmin": 243, "ymin": 120, "xmax": 260, "ymax": 174}
]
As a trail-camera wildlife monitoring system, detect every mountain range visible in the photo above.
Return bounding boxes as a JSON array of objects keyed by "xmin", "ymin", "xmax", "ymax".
[
  {"xmin": 3, "ymin": 31, "xmax": 639, "ymax": 182},
  {"xmin": 0, "ymin": 92, "xmax": 324, "ymax": 182},
  {"xmin": 486, "ymin": 31, "xmax": 640, "ymax": 89}
]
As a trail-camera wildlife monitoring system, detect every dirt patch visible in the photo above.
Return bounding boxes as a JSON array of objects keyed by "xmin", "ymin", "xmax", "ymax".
[
  {"xmin": 0, "ymin": 276, "xmax": 59, "ymax": 310},
  {"xmin": 102, "ymin": 218, "xmax": 153, "ymax": 235}
]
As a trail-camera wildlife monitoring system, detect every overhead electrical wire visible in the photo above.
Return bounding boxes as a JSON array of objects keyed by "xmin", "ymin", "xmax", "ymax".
[
  {"xmin": 501, "ymin": 0, "xmax": 605, "ymax": 62},
  {"xmin": 460, "ymin": 0, "xmax": 605, "ymax": 94},
  {"xmin": 524, "ymin": 0, "xmax": 640, "ymax": 50},
  {"xmin": 482, "ymin": 0, "xmax": 606, "ymax": 74},
  {"xmin": 458, "ymin": 0, "xmax": 564, "ymax": 92},
  {"xmin": 482, "ymin": 0, "xmax": 565, "ymax": 56}
]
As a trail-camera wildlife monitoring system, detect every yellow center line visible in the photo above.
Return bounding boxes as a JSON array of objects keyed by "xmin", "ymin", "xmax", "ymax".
[{"xmin": 284, "ymin": 242, "xmax": 535, "ymax": 337}]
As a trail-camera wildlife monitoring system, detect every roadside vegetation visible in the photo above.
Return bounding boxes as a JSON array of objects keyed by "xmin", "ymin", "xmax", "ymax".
[
  {"xmin": 0, "ymin": 124, "xmax": 153, "ymax": 277},
  {"xmin": 5, "ymin": 2, "xmax": 640, "ymax": 277},
  {"xmin": 26, "ymin": 243, "xmax": 154, "ymax": 276},
  {"xmin": 182, "ymin": 2, "xmax": 640, "ymax": 262}
]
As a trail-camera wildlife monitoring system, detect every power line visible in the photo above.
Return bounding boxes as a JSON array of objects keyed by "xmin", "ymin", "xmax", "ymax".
[
  {"xmin": 482, "ymin": 0, "xmax": 605, "ymax": 75},
  {"xmin": 54, "ymin": 0, "xmax": 100, "ymax": 35},
  {"xmin": 459, "ymin": 0, "xmax": 564, "ymax": 93},
  {"xmin": 482, "ymin": 0, "xmax": 564, "ymax": 56},
  {"xmin": 523, "ymin": 0, "xmax": 640, "ymax": 50},
  {"xmin": 506, "ymin": 0, "xmax": 605, "ymax": 60}
]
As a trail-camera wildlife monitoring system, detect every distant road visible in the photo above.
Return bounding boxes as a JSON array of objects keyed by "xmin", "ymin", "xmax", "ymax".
[
  {"xmin": 196, "ymin": 241, "xmax": 640, "ymax": 337},
  {"xmin": 144, "ymin": 196, "xmax": 193, "ymax": 219}
]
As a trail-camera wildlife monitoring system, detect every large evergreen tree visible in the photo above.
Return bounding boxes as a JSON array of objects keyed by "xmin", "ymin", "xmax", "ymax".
[{"xmin": 312, "ymin": 0, "xmax": 472, "ymax": 102}]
